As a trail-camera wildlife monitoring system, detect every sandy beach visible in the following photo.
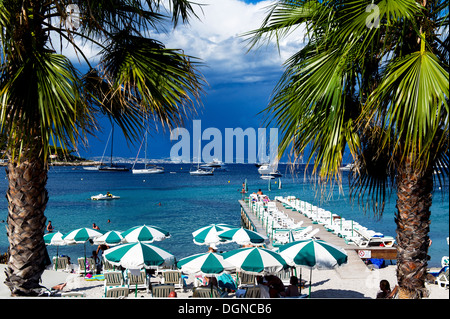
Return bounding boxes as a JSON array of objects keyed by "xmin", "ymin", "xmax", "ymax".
[{"xmin": 1, "ymin": 264, "xmax": 448, "ymax": 299}]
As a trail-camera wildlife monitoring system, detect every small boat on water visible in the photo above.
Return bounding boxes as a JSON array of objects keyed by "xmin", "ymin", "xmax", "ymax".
[
  {"xmin": 91, "ymin": 193, "xmax": 120, "ymax": 200},
  {"xmin": 340, "ymin": 163, "xmax": 354, "ymax": 171},
  {"xmin": 132, "ymin": 165, "xmax": 164, "ymax": 174},
  {"xmin": 98, "ymin": 164, "xmax": 129, "ymax": 172},
  {"xmin": 190, "ymin": 167, "xmax": 214, "ymax": 176},
  {"xmin": 201, "ymin": 158, "xmax": 224, "ymax": 169},
  {"xmin": 260, "ymin": 174, "xmax": 275, "ymax": 180}
]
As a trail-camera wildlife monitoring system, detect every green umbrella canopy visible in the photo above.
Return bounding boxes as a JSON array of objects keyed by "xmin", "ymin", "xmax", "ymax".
[
  {"xmin": 93, "ymin": 230, "xmax": 124, "ymax": 246},
  {"xmin": 104, "ymin": 242, "xmax": 174, "ymax": 269},
  {"xmin": 192, "ymin": 224, "xmax": 235, "ymax": 246},
  {"xmin": 278, "ymin": 239, "xmax": 348, "ymax": 269},
  {"xmin": 121, "ymin": 225, "xmax": 170, "ymax": 243},
  {"xmin": 222, "ymin": 247, "xmax": 288, "ymax": 275},
  {"xmin": 177, "ymin": 252, "xmax": 235, "ymax": 276},
  {"xmin": 218, "ymin": 227, "xmax": 268, "ymax": 246},
  {"xmin": 62, "ymin": 228, "xmax": 103, "ymax": 244}
]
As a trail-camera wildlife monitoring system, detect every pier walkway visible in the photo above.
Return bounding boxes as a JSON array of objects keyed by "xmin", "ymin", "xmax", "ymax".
[{"xmin": 239, "ymin": 199, "xmax": 396, "ymax": 280}]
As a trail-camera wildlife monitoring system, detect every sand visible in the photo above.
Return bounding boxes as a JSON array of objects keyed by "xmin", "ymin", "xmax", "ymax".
[{"xmin": 1, "ymin": 264, "xmax": 447, "ymax": 299}]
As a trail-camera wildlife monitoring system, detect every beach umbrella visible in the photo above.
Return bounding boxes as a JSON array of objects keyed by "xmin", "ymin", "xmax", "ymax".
[
  {"xmin": 218, "ymin": 227, "xmax": 269, "ymax": 246},
  {"xmin": 177, "ymin": 252, "xmax": 235, "ymax": 276},
  {"xmin": 192, "ymin": 224, "xmax": 235, "ymax": 246},
  {"xmin": 222, "ymin": 247, "xmax": 288, "ymax": 275},
  {"xmin": 103, "ymin": 242, "xmax": 174, "ymax": 269},
  {"xmin": 93, "ymin": 230, "xmax": 124, "ymax": 246},
  {"xmin": 62, "ymin": 228, "xmax": 103, "ymax": 275},
  {"xmin": 62, "ymin": 228, "xmax": 103, "ymax": 244},
  {"xmin": 44, "ymin": 231, "xmax": 66, "ymax": 271},
  {"xmin": 121, "ymin": 225, "xmax": 170, "ymax": 243},
  {"xmin": 278, "ymin": 239, "xmax": 348, "ymax": 297}
]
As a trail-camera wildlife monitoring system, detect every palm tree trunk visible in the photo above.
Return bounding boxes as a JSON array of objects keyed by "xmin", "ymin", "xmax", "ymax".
[
  {"xmin": 3, "ymin": 148, "xmax": 50, "ymax": 296},
  {"xmin": 395, "ymin": 159, "xmax": 433, "ymax": 299}
]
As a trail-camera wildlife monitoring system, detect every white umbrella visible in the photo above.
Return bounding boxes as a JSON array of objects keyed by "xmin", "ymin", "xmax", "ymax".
[
  {"xmin": 177, "ymin": 252, "xmax": 235, "ymax": 276},
  {"xmin": 192, "ymin": 224, "xmax": 235, "ymax": 246},
  {"xmin": 93, "ymin": 230, "xmax": 124, "ymax": 246},
  {"xmin": 121, "ymin": 225, "xmax": 170, "ymax": 243},
  {"xmin": 278, "ymin": 239, "xmax": 348, "ymax": 297},
  {"xmin": 218, "ymin": 227, "xmax": 269, "ymax": 246},
  {"xmin": 62, "ymin": 228, "xmax": 103, "ymax": 275},
  {"xmin": 222, "ymin": 247, "xmax": 288, "ymax": 275},
  {"xmin": 103, "ymin": 242, "xmax": 174, "ymax": 269},
  {"xmin": 44, "ymin": 231, "xmax": 66, "ymax": 271}
]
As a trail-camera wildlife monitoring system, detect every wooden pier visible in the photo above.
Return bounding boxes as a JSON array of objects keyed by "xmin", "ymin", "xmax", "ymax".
[{"xmin": 239, "ymin": 199, "xmax": 397, "ymax": 279}]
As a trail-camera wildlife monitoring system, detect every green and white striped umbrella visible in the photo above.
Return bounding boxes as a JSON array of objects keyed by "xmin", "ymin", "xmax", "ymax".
[
  {"xmin": 44, "ymin": 231, "xmax": 66, "ymax": 271},
  {"xmin": 278, "ymin": 239, "xmax": 348, "ymax": 269},
  {"xmin": 62, "ymin": 228, "xmax": 103, "ymax": 244},
  {"xmin": 278, "ymin": 239, "xmax": 348, "ymax": 297},
  {"xmin": 44, "ymin": 231, "xmax": 66, "ymax": 246},
  {"xmin": 121, "ymin": 225, "xmax": 170, "ymax": 243},
  {"xmin": 93, "ymin": 230, "xmax": 124, "ymax": 246},
  {"xmin": 103, "ymin": 242, "xmax": 174, "ymax": 269},
  {"xmin": 177, "ymin": 252, "xmax": 235, "ymax": 276},
  {"xmin": 192, "ymin": 224, "xmax": 235, "ymax": 246},
  {"xmin": 218, "ymin": 227, "xmax": 268, "ymax": 246},
  {"xmin": 222, "ymin": 247, "xmax": 288, "ymax": 275}
]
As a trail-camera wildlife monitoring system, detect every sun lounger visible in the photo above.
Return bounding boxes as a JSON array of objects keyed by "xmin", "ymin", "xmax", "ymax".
[
  {"xmin": 161, "ymin": 270, "xmax": 184, "ymax": 289},
  {"xmin": 192, "ymin": 286, "xmax": 220, "ymax": 298},
  {"xmin": 436, "ymin": 267, "xmax": 449, "ymax": 289},
  {"xmin": 126, "ymin": 269, "xmax": 149, "ymax": 293},
  {"xmin": 352, "ymin": 228, "xmax": 395, "ymax": 247},
  {"xmin": 151, "ymin": 284, "xmax": 175, "ymax": 297},
  {"xmin": 52, "ymin": 256, "xmax": 70, "ymax": 272},
  {"xmin": 77, "ymin": 257, "xmax": 97, "ymax": 275},
  {"xmin": 105, "ymin": 286, "xmax": 129, "ymax": 298},
  {"xmin": 104, "ymin": 271, "xmax": 125, "ymax": 296},
  {"xmin": 244, "ymin": 286, "xmax": 261, "ymax": 298},
  {"xmin": 237, "ymin": 272, "xmax": 257, "ymax": 288}
]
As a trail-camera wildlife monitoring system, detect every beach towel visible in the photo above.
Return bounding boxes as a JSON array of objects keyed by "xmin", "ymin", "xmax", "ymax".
[{"xmin": 217, "ymin": 273, "xmax": 237, "ymax": 291}]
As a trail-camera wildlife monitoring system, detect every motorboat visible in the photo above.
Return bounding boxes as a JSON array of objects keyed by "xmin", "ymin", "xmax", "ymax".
[
  {"xmin": 257, "ymin": 164, "xmax": 272, "ymax": 175},
  {"xmin": 201, "ymin": 158, "xmax": 224, "ymax": 168},
  {"xmin": 190, "ymin": 167, "xmax": 214, "ymax": 176},
  {"xmin": 260, "ymin": 174, "xmax": 275, "ymax": 180},
  {"xmin": 91, "ymin": 193, "xmax": 120, "ymax": 200},
  {"xmin": 132, "ymin": 165, "xmax": 164, "ymax": 174}
]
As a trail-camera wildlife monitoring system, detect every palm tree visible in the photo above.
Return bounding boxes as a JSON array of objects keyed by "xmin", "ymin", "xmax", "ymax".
[
  {"xmin": 247, "ymin": 0, "xmax": 448, "ymax": 298},
  {"xmin": 0, "ymin": 0, "xmax": 204, "ymax": 296}
]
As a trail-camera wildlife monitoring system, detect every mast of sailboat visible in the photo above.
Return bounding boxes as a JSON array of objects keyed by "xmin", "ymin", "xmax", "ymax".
[{"xmin": 110, "ymin": 123, "xmax": 114, "ymax": 166}]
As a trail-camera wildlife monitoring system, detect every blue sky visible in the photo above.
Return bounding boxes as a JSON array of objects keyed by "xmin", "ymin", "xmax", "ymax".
[{"xmin": 71, "ymin": 0, "xmax": 305, "ymax": 163}]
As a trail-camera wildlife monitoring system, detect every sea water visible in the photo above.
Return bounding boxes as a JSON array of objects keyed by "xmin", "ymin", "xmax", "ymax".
[{"xmin": 0, "ymin": 164, "xmax": 448, "ymax": 268}]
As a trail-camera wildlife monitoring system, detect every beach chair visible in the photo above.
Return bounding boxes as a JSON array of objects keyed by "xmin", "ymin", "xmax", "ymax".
[
  {"xmin": 102, "ymin": 259, "xmax": 116, "ymax": 272},
  {"xmin": 105, "ymin": 286, "xmax": 129, "ymax": 298},
  {"xmin": 161, "ymin": 270, "xmax": 184, "ymax": 289},
  {"xmin": 126, "ymin": 269, "xmax": 149, "ymax": 293},
  {"xmin": 77, "ymin": 257, "xmax": 97, "ymax": 275},
  {"xmin": 436, "ymin": 267, "xmax": 449, "ymax": 289},
  {"xmin": 104, "ymin": 271, "xmax": 125, "ymax": 296},
  {"xmin": 353, "ymin": 228, "xmax": 395, "ymax": 247},
  {"xmin": 237, "ymin": 272, "xmax": 257, "ymax": 288},
  {"xmin": 192, "ymin": 286, "xmax": 220, "ymax": 298},
  {"xmin": 244, "ymin": 286, "xmax": 261, "ymax": 298},
  {"xmin": 151, "ymin": 284, "xmax": 175, "ymax": 297},
  {"xmin": 52, "ymin": 256, "xmax": 70, "ymax": 272}
]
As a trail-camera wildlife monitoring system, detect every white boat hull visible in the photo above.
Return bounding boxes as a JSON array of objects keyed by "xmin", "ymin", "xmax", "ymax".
[
  {"xmin": 91, "ymin": 194, "xmax": 120, "ymax": 200},
  {"xmin": 132, "ymin": 167, "xmax": 164, "ymax": 174},
  {"xmin": 190, "ymin": 169, "xmax": 214, "ymax": 176}
]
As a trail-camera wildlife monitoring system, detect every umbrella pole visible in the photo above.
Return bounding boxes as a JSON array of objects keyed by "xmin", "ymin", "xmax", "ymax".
[
  {"xmin": 55, "ymin": 247, "xmax": 59, "ymax": 271},
  {"xmin": 309, "ymin": 268, "xmax": 312, "ymax": 298},
  {"xmin": 84, "ymin": 243, "xmax": 87, "ymax": 277}
]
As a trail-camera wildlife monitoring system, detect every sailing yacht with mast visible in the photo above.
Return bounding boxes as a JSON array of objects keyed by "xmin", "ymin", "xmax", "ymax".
[
  {"xmin": 131, "ymin": 131, "xmax": 164, "ymax": 174},
  {"xmin": 98, "ymin": 124, "xmax": 129, "ymax": 172},
  {"xmin": 190, "ymin": 140, "xmax": 214, "ymax": 176}
]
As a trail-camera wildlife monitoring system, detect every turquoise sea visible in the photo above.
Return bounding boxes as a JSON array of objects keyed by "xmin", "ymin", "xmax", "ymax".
[{"xmin": 0, "ymin": 164, "xmax": 448, "ymax": 268}]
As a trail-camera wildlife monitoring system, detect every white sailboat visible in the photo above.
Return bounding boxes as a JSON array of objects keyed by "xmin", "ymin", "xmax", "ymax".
[
  {"xmin": 98, "ymin": 124, "xmax": 129, "ymax": 172},
  {"xmin": 131, "ymin": 131, "xmax": 164, "ymax": 174},
  {"xmin": 190, "ymin": 140, "xmax": 214, "ymax": 176}
]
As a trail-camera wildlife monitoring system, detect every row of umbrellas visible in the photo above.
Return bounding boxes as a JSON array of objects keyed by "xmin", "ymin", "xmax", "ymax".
[{"xmin": 44, "ymin": 223, "xmax": 348, "ymax": 297}]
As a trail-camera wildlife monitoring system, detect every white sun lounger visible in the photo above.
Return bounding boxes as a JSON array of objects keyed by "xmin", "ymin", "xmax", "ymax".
[{"xmin": 352, "ymin": 228, "xmax": 395, "ymax": 247}]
